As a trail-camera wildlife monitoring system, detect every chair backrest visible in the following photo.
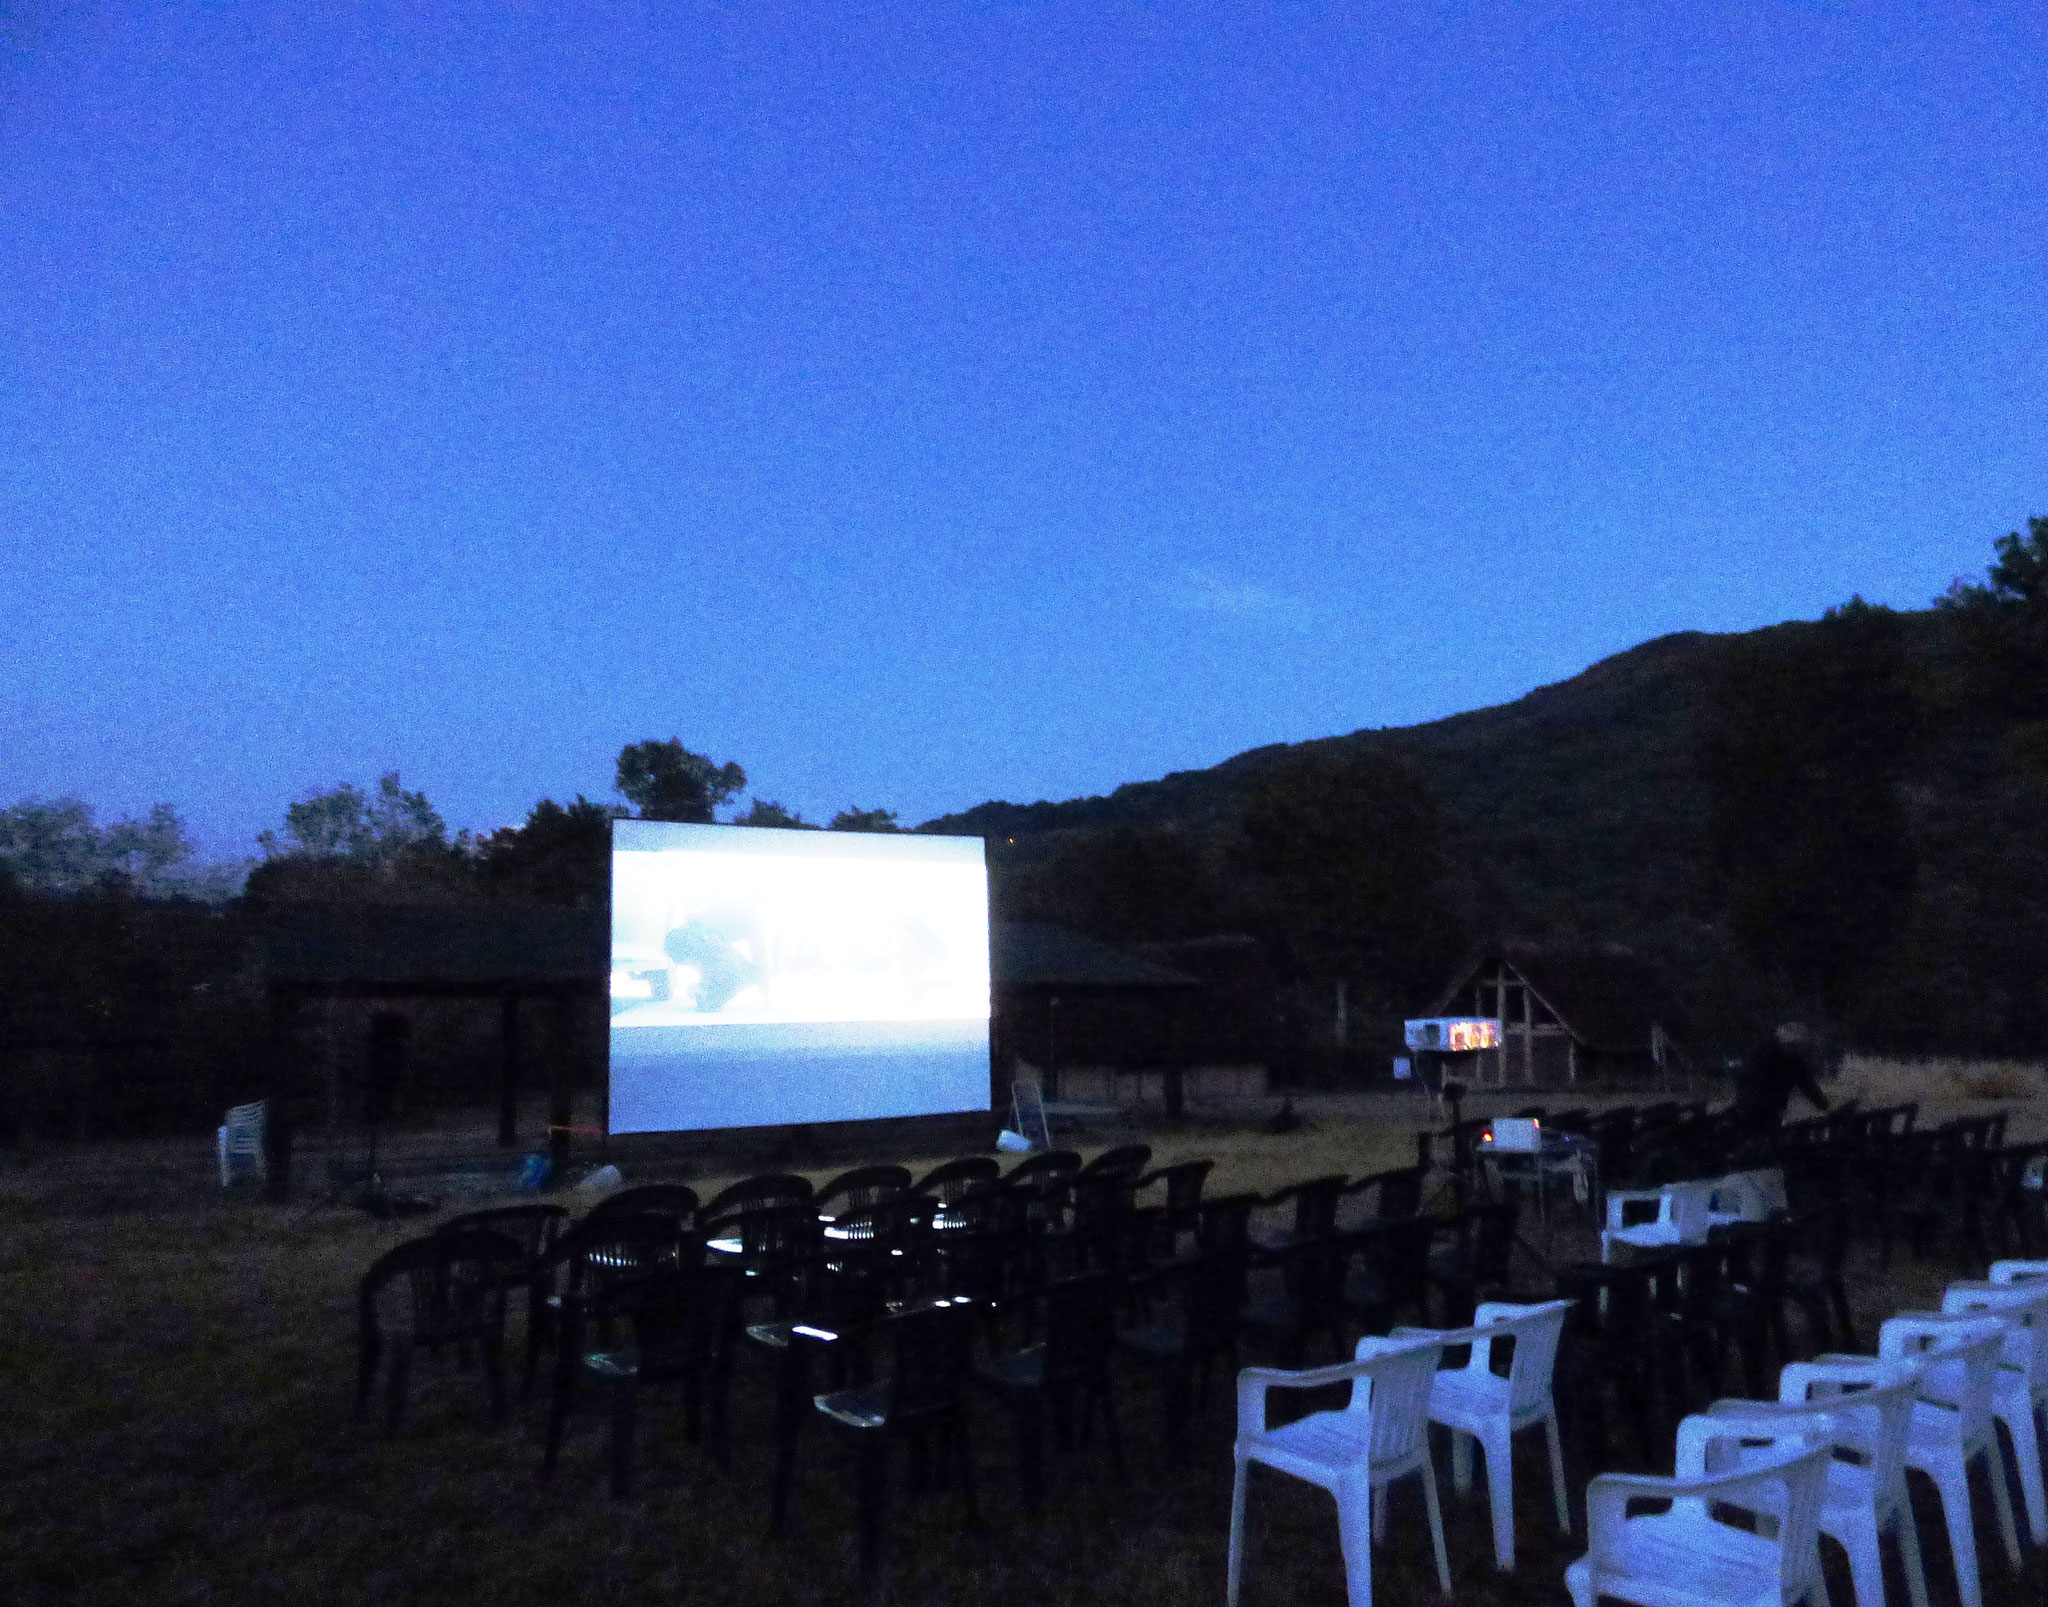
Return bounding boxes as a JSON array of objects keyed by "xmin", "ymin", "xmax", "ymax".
[
  {"xmin": 361, "ymin": 1227, "xmax": 524, "ymax": 1344},
  {"xmin": 1267, "ymin": 1173, "xmax": 1347, "ymax": 1239},
  {"xmin": 551, "ymin": 1212, "xmax": 702, "ymax": 1305},
  {"xmin": 813, "ymin": 1164, "xmax": 913, "ymax": 1217},
  {"xmin": 1078, "ymin": 1143, "xmax": 1153, "ymax": 1182},
  {"xmin": 913, "ymin": 1156, "xmax": 1000, "ymax": 1203},
  {"xmin": 1942, "ymin": 1280, "xmax": 2048, "ymax": 1387},
  {"xmin": 1989, "ymin": 1260, "xmax": 2048, "ymax": 1286},
  {"xmin": 1138, "ymin": 1159, "xmax": 1214, "ymax": 1220},
  {"xmin": 1470, "ymin": 1298, "xmax": 1573, "ymax": 1417},
  {"xmin": 1003, "ymin": 1149, "xmax": 1083, "ymax": 1186},
  {"xmin": 701, "ymin": 1172, "xmax": 814, "ymax": 1218},
  {"xmin": 1671, "ymin": 1417, "xmax": 1833, "ymax": 1606},
  {"xmin": 1777, "ymin": 1357, "xmax": 1920, "ymax": 1513},
  {"xmin": 1877, "ymin": 1313, "xmax": 2007, "ymax": 1443},
  {"xmin": 585, "ymin": 1183, "xmax": 700, "ymax": 1228},
  {"xmin": 437, "ymin": 1202, "xmax": 568, "ymax": 1264},
  {"xmin": 1343, "ymin": 1335, "xmax": 1443, "ymax": 1465}
]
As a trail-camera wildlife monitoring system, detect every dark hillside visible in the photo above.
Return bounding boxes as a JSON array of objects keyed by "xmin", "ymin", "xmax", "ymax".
[{"xmin": 928, "ymin": 610, "xmax": 2048, "ymax": 1057}]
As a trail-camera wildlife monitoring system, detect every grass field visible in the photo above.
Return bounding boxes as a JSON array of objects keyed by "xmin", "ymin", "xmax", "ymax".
[{"xmin": 3, "ymin": 1081, "xmax": 2046, "ymax": 1607}]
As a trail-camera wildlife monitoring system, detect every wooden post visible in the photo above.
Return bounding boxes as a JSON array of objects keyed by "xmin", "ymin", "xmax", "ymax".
[
  {"xmin": 547, "ymin": 991, "xmax": 575, "ymax": 1180},
  {"xmin": 497, "ymin": 991, "xmax": 520, "ymax": 1148}
]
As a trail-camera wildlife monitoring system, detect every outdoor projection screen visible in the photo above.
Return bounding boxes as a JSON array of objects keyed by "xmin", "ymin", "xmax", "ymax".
[{"xmin": 608, "ymin": 821, "xmax": 990, "ymax": 1134}]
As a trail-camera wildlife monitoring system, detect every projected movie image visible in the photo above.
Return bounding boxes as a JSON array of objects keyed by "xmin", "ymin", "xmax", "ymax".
[{"xmin": 609, "ymin": 821, "xmax": 990, "ymax": 1133}]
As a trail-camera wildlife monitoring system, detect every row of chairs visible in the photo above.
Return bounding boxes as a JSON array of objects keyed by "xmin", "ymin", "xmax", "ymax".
[
  {"xmin": 1568, "ymin": 1258, "xmax": 2048, "ymax": 1607},
  {"xmin": 349, "ymin": 1146, "xmax": 1502, "ymax": 1580}
]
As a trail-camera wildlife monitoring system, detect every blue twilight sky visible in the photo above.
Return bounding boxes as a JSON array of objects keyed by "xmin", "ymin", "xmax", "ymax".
[{"xmin": 3, "ymin": 3, "xmax": 2044, "ymax": 860}]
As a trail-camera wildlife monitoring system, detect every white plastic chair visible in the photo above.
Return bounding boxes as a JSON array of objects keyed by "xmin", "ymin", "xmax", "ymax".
[
  {"xmin": 1398, "ymin": 1299, "xmax": 1572, "ymax": 1570},
  {"xmin": 1602, "ymin": 1179, "xmax": 1715, "ymax": 1263},
  {"xmin": 1704, "ymin": 1357, "xmax": 1930, "ymax": 1607},
  {"xmin": 1228, "ymin": 1334, "xmax": 1449, "ymax": 1607},
  {"xmin": 216, "ymin": 1099, "xmax": 267, "ymax": 1189},
  {"xmin": 1706, "ymin": 1168, "xmax": 1789, "ymax": 1230},
  {"xmin": 1564, "ymin": 1414, "xmax": 1835, "ymax": 1607},
  {"xmin": 1874, "ymin": 1313, "xmax": 2023, "ymax": 1607},
  {"xmin": 1942, "ymin": 1279, "xmax": 2048, "ymax": 1548},
  {"xmin": 1989, "ymin": 1260, "xmax": 2048, "ymax": 1286}
]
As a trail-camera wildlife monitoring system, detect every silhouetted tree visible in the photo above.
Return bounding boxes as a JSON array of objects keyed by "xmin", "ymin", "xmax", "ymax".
[
  {"xmin": 614, "ymin": 740, "xmax": 746, "ymax": 823},
  {"xmin": 736, "ymin": 799, "xmax": 814, "ymax": 828},
  {"xmin": 1700, "ymin": 599, "xmax": 1920, "ymax": 1023},
  {"xmin": 1229, "ymin": 746, "xmax": 1464, "ymax": 1007},
  {"xmin": 478, "ymin": 796, "xmax": 623, "ymax": 906},
  {"xmin": 1006, "ymin": 825, "xmax": 1221, "ymax": 947},
  {"xmin": 828, "ymin": 806, "xmax": 900, "ymax": 832},
  {"xmin": 1937, "ymin": 514, "xmax": 2048, "ymax": 722}
]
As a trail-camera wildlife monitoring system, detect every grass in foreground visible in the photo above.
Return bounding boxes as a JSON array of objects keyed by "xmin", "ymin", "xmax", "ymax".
[{"xmin": 2, "ymin": 1095, "xmax": 2046, "ymax": 1607}]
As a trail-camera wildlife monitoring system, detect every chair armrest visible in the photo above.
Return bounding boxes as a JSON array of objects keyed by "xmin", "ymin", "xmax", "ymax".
[
  {"xmin": 1237, "ymin": 1360, "xmax": 1373, "ymax": 1437},
  {"xmin": 1587, "ymin": 1445, "xmax": 1823, "ymax": 1547}
]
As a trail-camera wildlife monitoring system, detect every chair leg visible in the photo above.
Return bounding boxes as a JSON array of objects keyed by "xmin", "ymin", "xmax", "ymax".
[
  {"xmin": 1545, "ymin": 1410, "xmax": 1571, "ymax": 1533},
  {"xmin": 1450, "ymin": 1428, "xmax": 1473, "ymax": 1494},
  {"xmin": 1981, "ymin": 1440, "xmax": 2022, "ymax": 1570},
  {"xmin": 1894, "ymin": 1500, "xmax": 1931, "ymax": 1607},
  {"xmin": 1841, "ymin": 1517, "xmax": 1884, "ymax": 1607},
  {"xmin": 856, "ymin": 1437, "xmax": 886, "ymax": 1580},
  {"xmin": 1482, "ymin": 1424, "xmax": 1516, "ymax": 1570},
  {"xmin": 609, "ymin": 1375, "xmax": 638, "ymax": 1499},
  {"xmin": 384, "ymin": 1335, "xmax": 412, "ymax": 1434},
  {"xmin": 1334, "ymin": 1476, "xmax": 1374, "ymax": 1607},
  {"xmin": 1997, "ymin": 1401, "xmax": 2047, "ymax": 1546},
  {"xmin": 1228, "ymin": 1459, "xmax": 1250, "ymax": 1607},
  {"xmin": 481, "ymin": 1329, "xmax": 507, "ymax": 1426},
  {"xmin": 1929, "ymin": 1461, "xmax": 1985, "ymax": 1607},
  {"xmin": 1015, "ymin": 1404, "xmax": 1046, "ymax": 1513},
  {"xmin": 1419, "ymin": 1459, "xmax": 1453, "ymax": 1594}
]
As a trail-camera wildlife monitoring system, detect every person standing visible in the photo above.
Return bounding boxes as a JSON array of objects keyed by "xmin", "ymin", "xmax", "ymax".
[{"xmin": 1733, "ymin": 1021, "xmax": 1831, "ymax": 1134}]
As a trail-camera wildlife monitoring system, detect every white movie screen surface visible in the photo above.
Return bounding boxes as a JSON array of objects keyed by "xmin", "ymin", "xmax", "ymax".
[{"xmin": 609, "ymin": 821, "xmax": 991, "ymax": 1134}]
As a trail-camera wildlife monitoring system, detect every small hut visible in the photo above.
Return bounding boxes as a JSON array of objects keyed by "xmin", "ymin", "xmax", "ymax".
[{"xmin": 1425, "ymin": 945, "xmax": 1685, "ymax": 1088}]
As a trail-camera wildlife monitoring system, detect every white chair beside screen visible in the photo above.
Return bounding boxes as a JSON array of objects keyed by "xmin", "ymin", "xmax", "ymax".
[
  {"xmin": 216, "ymin": 1099, "xmax": 267, "ymax": 1189},
  {"xmin": 1703, "ymin": 1358, "xmax": 1930, "ymax": 1607},
  {"xmin": 1229, "ymin": 1334, "xmax": 1449, "ymax": 1607},
  {"xmin": 1941, "ymin": 1279, "xmax": 2048, "ymax": 1548},
  {"xmin": 1395, "ymin": 1299, "xmax": 1573, "ymax": 1571},
  {"xmin": 1565, "ymin": 1413, "xmax": 1835, "ymax": 1607},
  {"xmin": 1873, "ymin": 1313, "xmax": 2023, "ymax": 1607},
  {"xmin": 1601, "ymin": 1179, "xmax": 1714, "ymax": 1263}
]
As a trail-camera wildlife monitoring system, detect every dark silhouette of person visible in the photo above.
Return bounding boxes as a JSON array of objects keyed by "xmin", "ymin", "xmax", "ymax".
[{"xmin": 1733, "ymin": 1023, "xmax": 1830, "ymax": 1133}]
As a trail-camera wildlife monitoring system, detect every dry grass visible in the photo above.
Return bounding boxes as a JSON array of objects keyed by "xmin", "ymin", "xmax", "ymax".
[
  {"xmin": 3, "ymin": 1102, "xmax": 2046, "ymax": 1607},
  {"xmin": 1837, "ymin": 1054, "xmax": 2048, "ymax": 1114}
]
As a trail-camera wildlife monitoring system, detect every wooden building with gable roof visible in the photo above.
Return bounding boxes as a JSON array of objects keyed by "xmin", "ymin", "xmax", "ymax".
[{"xmin": 1426, "ymin": 945, "xmax": 1685, "ymax": 1087}]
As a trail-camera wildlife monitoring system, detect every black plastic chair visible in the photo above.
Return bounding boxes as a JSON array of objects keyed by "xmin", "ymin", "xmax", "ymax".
[
  {"xmin": 1238, "ymin": 1231, "xmax": 1349, "ymax": 1367},
  {"xmin": 701, "ymin": 1172, "xmax": 814, "ymax": 1219},
  {"xmin": 1427, "ymin": 1198, "xmax": 1521, "ymax": 1325},
  {"xmin": 1342, "ymin": 1214, "xmax": 1438, "ymax": 1335},
  {"xmin": 1002, "ymin": 1148, "xmax": 1082, "ymax": 1187},
  {"xmin": 1076, "ymin": 1143, "xmax": 1152, "ymax": 1182},
  {"xmin": 581, "ymin": 1247, "xmax": 741, "ymax": 1495},
  {"xmin": 539, "ymin": 1213, "xmax": 705, "ymax": 1476},
  {"xmin": 356, "ymin": 1227, "xmax": 523, "ymax": 1432},
  {"xmin": 813, "ymin": 1299, "xmax": 983, "ymax": 1578},
  {"xmin": 1134, "ymin": 1158, "xmax": 1214, "ymax": 1254},
  {"xmin": 976, "ymin": 1272, "xmax": 1125, "ymax": 1511},
  {"xmin": 435, "ymin": 1202, "xmax": 569, "ymax": 1395},
  {"xmin": 914, "ymin": 1155, "xmax": 1001, "ymax": 1206},
  {"xmin": 812, "ymin": 1164, "xmax": 913, "ymax": 1221},
  {"xmin": 585, "ymin": 1183, "xmax": 701, "ymax": 1228},
  {"xmin": 1117, "ymin": 1248, "xmax": 1246, "ymax": 1450},
  {"xmin": 1249, "ymin": 1172, "xmax": 1347, "ymax": 1262}
]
